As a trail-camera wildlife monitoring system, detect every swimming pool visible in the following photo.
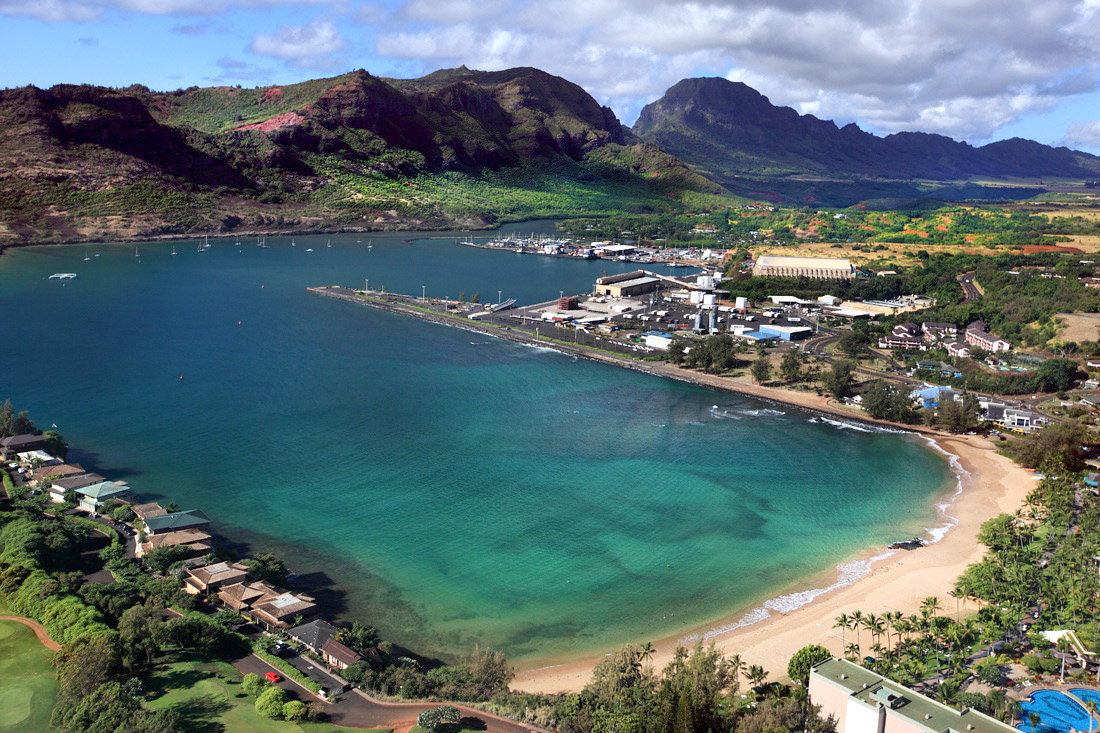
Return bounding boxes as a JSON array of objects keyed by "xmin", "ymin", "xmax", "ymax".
[
  {"xmin": 1017, "ymin": 690, "xmax": 1094, "ymax": 732},
  {"xmin": 1070, "ymin": 688, "xmax": 1100, "ymax": 720}
]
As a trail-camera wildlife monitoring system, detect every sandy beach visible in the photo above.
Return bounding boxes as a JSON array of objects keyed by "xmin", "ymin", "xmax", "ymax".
[{"xmin": 511, "ymin": 434, "xmax": 1034, "ymax": 693}]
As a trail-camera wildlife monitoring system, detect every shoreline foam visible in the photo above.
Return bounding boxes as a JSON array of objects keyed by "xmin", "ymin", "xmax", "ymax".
[
  {"xmin": 677, "ymin": 431, "xmax": 966, "ymax": 644},
  {"xmin": 511, "ymin": 436, "xmax": 1033, "ymax": 693}
]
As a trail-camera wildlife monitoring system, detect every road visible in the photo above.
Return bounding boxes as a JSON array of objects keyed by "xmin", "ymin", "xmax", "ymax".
[
  {"xmin": 958, "ymin": 272, "xmax": 981, "ymax": 303},
  {"xmin": 234, "ymin": 651, "xmax": 542, "ymax": 732}
]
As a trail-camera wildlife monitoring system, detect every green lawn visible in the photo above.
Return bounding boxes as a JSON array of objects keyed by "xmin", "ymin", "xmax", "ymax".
[
  {"xmin": 144, "ymin": 654, "xmax": 384, "ymax": 733},
  {"xmin": 0, "ymin": 620, "xmax": 58, "ymax": 732}
]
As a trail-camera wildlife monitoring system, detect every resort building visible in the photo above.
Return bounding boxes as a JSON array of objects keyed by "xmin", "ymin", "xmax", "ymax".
[
  {"xmin": 0, "ymin": 434, "xmax": 46, "ymax": 458},
  {"xmin": 752, "ymin": 255, "xmax": 854, "ymax": 279},
  {"xmin": 31, "ymin": 463, "xmax": 86, "ymax": 485},
  {"xmin": 47, "ymin": 473, "xmax": 106, "ymax": 502},
  {"xmin": 594, "ymin": 271, "xmax": 661, "ymax": 297},
  {"xmin": 321, "ymin": 638, "xmax": 364, "ymax": 671},
  {"xmin": 964, "ymin": 321, "xmax": 1011, "ymax": 352},
  {"xmin": 879, "ymin": 323, "xmax": 925, "ymax": 350},
  {"xmin": 138, "ymin": 529, "xmax": 213, "ymax": 558},
  {"xmin": 251, "ymin": 590, "xmax": 318, "ymax": 631},
  {"xmin": 142, "ymin": 509, "xmax": 211, "ymax": 535},
  {"xmin": 289, "ymin": 619, "xmax": 339, "ymax": 655},
  {"xmin": 17, "ymin": 449, "xmax": 58, "ymax": 465},
  {"xmin": 809, "ymin": 658, "xmax": 1014, "ymax": 732},
  {"xmin": 76, "ymin": 481, "xmax": 131, "ymax": 513},
  {"xmin": 921, "ymin": 322, "xmax": 958, "ymax": 343},
  {"xmin": 218, "ymin": 581, "xmax": 318, "ymax": 631},
  {"xmin": 131, "ymin": 502, "xmax": 168, "ymax": 522},
  {"xmin": 945, "ymin": 341, "xmax": 971, "ymax": 358},
  {"xmin": 183, "ymin": 560, "xmax": 249, "ymax": 595}
]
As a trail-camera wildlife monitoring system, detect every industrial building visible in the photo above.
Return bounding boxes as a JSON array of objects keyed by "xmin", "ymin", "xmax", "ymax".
[
  {"xmin": 752, "ymin": 255, "xmax": 855, "ymax": 279},
  {"xmin": 758, "ymin": 324, "xmax": 812, "ymax": 341},
  {"xmin": 594, "ymin": 271, "xmax": 661, "ymax": 297},
  {"xmin": 809, "ymin": 658, "xmax": 1013, "ymax": 733},
  {"xmin": 644, "ymin": 332, "xmax": 675, "ymax": 350}
]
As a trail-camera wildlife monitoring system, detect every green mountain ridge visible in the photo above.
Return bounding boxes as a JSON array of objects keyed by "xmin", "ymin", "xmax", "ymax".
[
  {"xmin": 633, "ymin": 77, "xmax": 1100, "ymax": 205},
  {"xmin": 0, "ymin": 67, "xmax": 721, "ymax": 245}
]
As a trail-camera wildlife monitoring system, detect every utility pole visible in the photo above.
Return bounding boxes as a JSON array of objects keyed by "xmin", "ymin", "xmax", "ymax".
[
  {"xmin": 422, "ymin": 285, "xmax": 426, "ymax": 300},
  {"xmin": 498, "ymin": 290, "xmax": 502, "ymax": 305}
]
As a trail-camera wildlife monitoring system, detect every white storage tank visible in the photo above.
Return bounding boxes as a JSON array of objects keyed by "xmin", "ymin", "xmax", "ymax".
[
  {"xmin": 735, "ymin": 296, "xmax": 748, "ymax": 310},
  {"xmin": 703, "ymin": 293, "xmax": 717, "ymax": 306},
  {"xmin": 689, "ymin": 290, "xmax": 704, "ymax": 304}
]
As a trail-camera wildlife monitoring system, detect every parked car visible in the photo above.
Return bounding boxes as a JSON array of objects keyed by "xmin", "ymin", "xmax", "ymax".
[{"xmin": 265, "ymin": 672, "xmax": 282, "ymax": 683}]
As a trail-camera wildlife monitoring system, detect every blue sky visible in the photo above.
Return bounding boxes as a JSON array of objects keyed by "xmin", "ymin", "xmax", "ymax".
[{"xmin": 2, "ymin": 0, "xmax": 1099, "ymax": 152}]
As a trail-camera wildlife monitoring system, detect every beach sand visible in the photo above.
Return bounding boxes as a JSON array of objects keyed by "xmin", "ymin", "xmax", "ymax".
[{"xmin": 511, "ymin": 434, "xmax": 1034, "ymax": 693}]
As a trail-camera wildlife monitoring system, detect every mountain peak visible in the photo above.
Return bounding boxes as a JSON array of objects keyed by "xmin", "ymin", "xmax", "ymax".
[{"xmin": 634, "ymin": 77, "xmax": 1100, "ymax": 182}]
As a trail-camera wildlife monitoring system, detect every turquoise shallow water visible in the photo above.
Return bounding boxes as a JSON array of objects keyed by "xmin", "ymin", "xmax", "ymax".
[{"xmin": 0, "ymin": 224, "xmax": 955, "ymax": 662}]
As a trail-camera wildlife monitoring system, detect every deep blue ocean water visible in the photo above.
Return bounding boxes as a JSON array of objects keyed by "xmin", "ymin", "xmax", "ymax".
[{"xmin": 0, "ymin": 223, "xmax": 955, "ymax": 662}]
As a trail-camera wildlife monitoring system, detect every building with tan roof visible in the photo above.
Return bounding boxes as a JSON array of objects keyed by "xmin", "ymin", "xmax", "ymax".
[
  {"xmin": 183, "ymin": 560, "xmax": 249, "ymax": 595},
  {"xmin": 138, "ymin": 529, "xmax": 212, "ymax": 557},
  {"xmin": 251, "ymin": 591, "xmax": 318, "ymax": 631}
]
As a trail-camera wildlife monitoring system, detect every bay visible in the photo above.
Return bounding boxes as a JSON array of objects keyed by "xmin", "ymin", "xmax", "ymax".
[{"xmin": 0, "ymin": 223, "xmax": 955, "ymax": 662}]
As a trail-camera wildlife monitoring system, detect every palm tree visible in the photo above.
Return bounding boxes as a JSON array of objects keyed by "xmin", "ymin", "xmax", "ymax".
[
  {"xmin": 1006, "ymin": 699, "xmax": 1022, "ymax": 727},
  {"xmin": 1028, "ymin": 711, "xmax": 1041, "ymax": 733},
  {"xmin": 728, "ymin": 653, "xmax": 745, "ymax": 691},
  {"xmin": 921, "ymin": 596, "xmax": 942, "ymax": 619},
  {"xmin": 639, "ymin": 642, "xmax": 655, "ymax": 671},
  {"xmin": 850, "ymin": 610, "xmax": 865, "ymax": 654},
  {"xmin": 1086, "ymin": 700, "xmax": 1099, "ymax": 732},
  {"xmin": 747, "ymin": 664, "xmax": 768, "ymax": 690},
  {"xmin": 834, "ymin": 613, "xmax": 850, "ymax": 651}
]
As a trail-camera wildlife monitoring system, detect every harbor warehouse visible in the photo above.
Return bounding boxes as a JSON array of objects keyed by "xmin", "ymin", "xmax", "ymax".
[
  {"xmin": 594, "ymin": 271, "xmax": 660, "ymax": 297},
  {"xmin": 753, "ymin": 255, "xmax": 854, "ymax": 279}
]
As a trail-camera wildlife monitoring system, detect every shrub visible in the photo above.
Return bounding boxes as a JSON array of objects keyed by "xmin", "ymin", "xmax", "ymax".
[
  {"xmin": 282, "ymin": 700, "xmax": 307, "ymax": 721},
  {"xmin": 255, "ymin": 686, "xmax": 288, "ymax": 719},
  {"xmin": 241, "ymin": 673, "xmax": 265, "ymax": 697}
]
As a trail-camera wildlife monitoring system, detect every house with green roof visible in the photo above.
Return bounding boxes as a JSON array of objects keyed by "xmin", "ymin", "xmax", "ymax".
[
  {"xmin": 76, "ymin": 481, "xmax": 131, "ymax": 513},
  {"xmin": 142, "ymin": 509, "xmax": 211, "ymax": 535}
]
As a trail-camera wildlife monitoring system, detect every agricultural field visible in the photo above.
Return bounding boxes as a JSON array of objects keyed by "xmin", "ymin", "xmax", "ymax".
[{"xmin": 0, "ymin": 620, "xmax": 58, "ymax": 732}]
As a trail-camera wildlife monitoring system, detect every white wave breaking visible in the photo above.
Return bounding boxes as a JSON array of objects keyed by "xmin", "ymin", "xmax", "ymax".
[
  {"xmin": 684, "ymin": 432, "xmax": 971, "ymax": 643},
  {"xmin": 685, "ymin": 550, "xmax": 899, "ymax": 643},
  {"xmin": 919, "ymin": 437, "xmax": 969, "ymax": 544},
  {"xmin": 807, "ymin": 415, "xmax": 911, "ymax": 434},
  {"xmin": 708, "ymin": 405, "xmax": 786, "ymax": 420}
]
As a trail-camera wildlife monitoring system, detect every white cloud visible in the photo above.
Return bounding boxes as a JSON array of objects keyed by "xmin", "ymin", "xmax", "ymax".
[
  {"xmin": 1063, "ymin": 120, "xmax": 1100, "ymax": 152},
  {"xmin": 5, "ymin": 0, "xmax": 1100, "ymax": 143},
  {"xmin": 372, "ymin": 0, "xmax": 1100, "ymax": 141},
  {"xmin": 402, "ymin": 0, "xmax": 511, "ymax": 23},
  {"xmin": 248, "ymin": 18, "xmax": 345, "ymax": 69},
  {"xmin": 0, "ymin": 0, "xmax": 331, "ymax": 21}
]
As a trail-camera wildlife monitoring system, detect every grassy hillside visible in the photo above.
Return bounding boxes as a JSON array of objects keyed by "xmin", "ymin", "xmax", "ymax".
[
  {"xmin": 138, "ymin": 73, "xmax": 361, "ymax": 133},
  {"xmin": 0, "ymin": 69, "xmax": 736, "ymax": 245}
]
